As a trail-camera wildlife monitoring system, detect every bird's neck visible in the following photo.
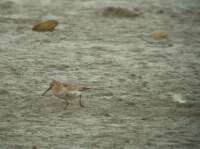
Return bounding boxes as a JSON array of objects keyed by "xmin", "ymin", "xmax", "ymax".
[{"xmin": 52, "ymin": 85, "xmax": 63, "ymax": 94}]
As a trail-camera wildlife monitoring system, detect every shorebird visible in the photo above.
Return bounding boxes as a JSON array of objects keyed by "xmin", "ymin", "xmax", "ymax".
[{"xmin": 42, "ymin": 80, "xmax": 90, "ymax": 108}]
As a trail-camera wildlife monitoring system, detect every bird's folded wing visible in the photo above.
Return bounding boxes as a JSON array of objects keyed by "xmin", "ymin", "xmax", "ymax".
[{"xmin": 63, "ymin": 83, "xmax": 78, "ymax": 91}]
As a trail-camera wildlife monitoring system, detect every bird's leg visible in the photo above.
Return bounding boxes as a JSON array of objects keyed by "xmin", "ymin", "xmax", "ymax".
[
  {"xmin": 64, "ymin": 100, "xmax": 70, "ymax": 110},
  {"xmin": 79, "ymin": 94, "xmax": 84, "ymax": 107}
]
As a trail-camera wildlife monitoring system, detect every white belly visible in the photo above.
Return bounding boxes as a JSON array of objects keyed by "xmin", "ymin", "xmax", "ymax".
[{"xmin": 54, "ymin": 90, "xmax": 81, "ymax": 100}]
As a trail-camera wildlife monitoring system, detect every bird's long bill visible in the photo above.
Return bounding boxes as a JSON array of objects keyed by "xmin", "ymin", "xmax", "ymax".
[{"xmin": 42, "ymin": 86, "xmax": 51, "ymax": 96}]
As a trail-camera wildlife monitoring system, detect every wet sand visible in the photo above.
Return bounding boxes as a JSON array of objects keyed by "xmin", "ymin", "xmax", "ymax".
[{"xmin": 0, "ymin": 0, "xmax": 200, "ymax": 148}]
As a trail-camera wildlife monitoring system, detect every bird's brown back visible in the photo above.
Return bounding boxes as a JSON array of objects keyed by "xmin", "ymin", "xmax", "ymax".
[
  {"xmin": 63, "ymin": 83, "xmax": 90, "ymax": 91},
  {"xmin": 63, "ymin": 83, "xmax": 78, "ymax": 91}
]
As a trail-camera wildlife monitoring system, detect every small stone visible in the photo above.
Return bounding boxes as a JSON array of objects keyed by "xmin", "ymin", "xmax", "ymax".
[
  {"xmin": 32, "ymin": 145, "xmax": 37, "ymax": 149},
  {"xmin": 32, "ymin": 20, "xmax": 58, "ymax": 32},
  {"xmin": 102, "ymin": 7, "xmax": 142, "ymax": 18},
  {"xmin": 151, "ymin": 31, "xmax": 168, "ymax": 40},
  {"xmin": 0, "ymin": 89, "xmax": 9, "ymax": 95},
  {"xmin": 126, "ymin": 101, "xmax": 136, "ymax": 106},
  {"xmin": 131, "ymin": 73, "xmax": 136, "ymax": 78},
  {"xmin": 157, "ymin": 10, "xmax": 164, "ymax": 14}
]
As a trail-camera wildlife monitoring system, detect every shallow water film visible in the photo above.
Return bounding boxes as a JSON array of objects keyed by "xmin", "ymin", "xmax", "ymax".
[{"xmin": 0, "ymin": 0, "xmax": 200, "ymax": 149}]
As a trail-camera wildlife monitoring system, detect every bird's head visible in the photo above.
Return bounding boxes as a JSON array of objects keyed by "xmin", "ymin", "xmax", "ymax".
[{"xmin": 42, "ymin": 80, "xmax": 61, "ymax": 96}]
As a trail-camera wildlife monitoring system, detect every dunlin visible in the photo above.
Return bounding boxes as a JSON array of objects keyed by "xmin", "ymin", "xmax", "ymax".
[{"xmin": 42, "ymin": 80, "xmax": 90, "ymax": 108}]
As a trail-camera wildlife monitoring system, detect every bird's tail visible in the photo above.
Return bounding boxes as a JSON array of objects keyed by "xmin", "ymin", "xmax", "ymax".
[
  {"xmin": 79, "ymin": 86, "xmax": 104, "ymax": 91},
  {"xmin": 79, "ymin": 87, "xmax": 91, "ymax": 91}
]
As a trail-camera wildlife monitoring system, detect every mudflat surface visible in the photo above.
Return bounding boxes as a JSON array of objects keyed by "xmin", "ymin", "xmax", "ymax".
[{"xmin": 0, "ymin": 0, "xmax": 200, "ymax": 149}]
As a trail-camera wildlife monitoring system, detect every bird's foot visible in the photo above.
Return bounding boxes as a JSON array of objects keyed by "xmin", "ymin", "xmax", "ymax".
[{"xmin": 64, "ymin": 101, "xmax": 70, "ymax": 110}]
